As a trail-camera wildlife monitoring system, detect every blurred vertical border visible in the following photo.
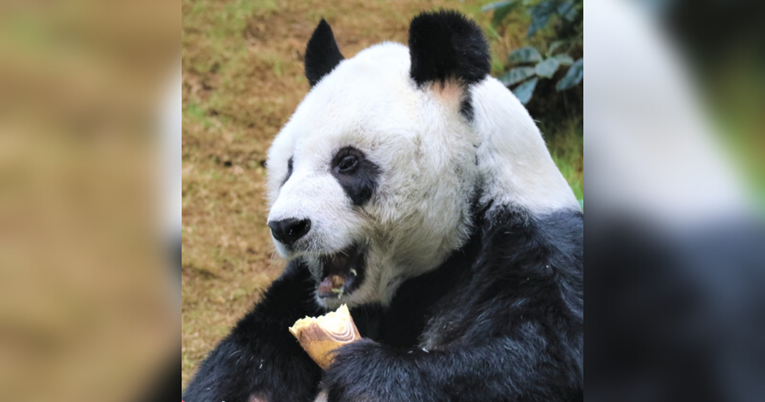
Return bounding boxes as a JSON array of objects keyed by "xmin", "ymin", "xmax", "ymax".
[
  {"xmin": 585, "ymin": 0, "xmax": 765, "ymax": 401},
  {"xmin": 0, "ymin": 0, "xmax": 180, "ymax": 401}
]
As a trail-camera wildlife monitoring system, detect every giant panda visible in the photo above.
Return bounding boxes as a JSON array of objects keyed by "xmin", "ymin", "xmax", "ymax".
[{"xmin": 184, "ymin": 10, "xmax": 583, "ymax": 402}]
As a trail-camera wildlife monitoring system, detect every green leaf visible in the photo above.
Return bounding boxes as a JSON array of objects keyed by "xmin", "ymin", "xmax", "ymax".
[
  {"xmin": 513, "ymin": 77, "xmax": 538, "ymax": 105},
  {"xmin": 556, "ymin": 58, "xmax": 583, "ymax": 91},
  {"xmin": 527, "ymin": 0, "xmax": 556, "ymax": 38},
  {"xmin": 557, "ymin": 0, "xmax": 577, "ymax": 21},
  {"xmin": 548, "ymin": 40, "xmax": 565, "ymax": 55},
  {"xmin": 535, "ymin": 58, "xmax": 560, "ymax": 78},
  {"xmin": 498, "ymin": 66, "xmax": 536, "ymax": 86},
  {"xmin": 481, "ymin": 1, "xmax": 514, "ymax": 12},
  {"xmin": 553, "ymin": 53, "xmax": 574, "ymax": 66},
  {"xmin": 508, "ymin": 46, "xmax": 542, "ymax": 64}
]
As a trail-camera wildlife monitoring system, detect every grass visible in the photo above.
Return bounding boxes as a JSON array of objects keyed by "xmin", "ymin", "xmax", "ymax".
[
  {"xmin": 544, "ymin": 117, "xmax": 584, "ymax": 201},
  {"xmin": 182, "ymin": 0, "xmax": 583, "ymax": 389}
]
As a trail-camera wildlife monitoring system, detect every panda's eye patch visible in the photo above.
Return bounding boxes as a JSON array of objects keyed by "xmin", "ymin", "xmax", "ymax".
[{"xmin": 330, "ymin": 146, "xmax": 381, "ymax": 206}]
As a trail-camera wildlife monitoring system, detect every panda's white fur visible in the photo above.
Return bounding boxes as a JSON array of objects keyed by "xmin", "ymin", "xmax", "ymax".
[
  {"xmin": 471, "ymin": 78, "xmax": 580, "ymax": 213},
  {"xmin": 266, "ymin": 42, "xmax": 578, "ymax": 309}
]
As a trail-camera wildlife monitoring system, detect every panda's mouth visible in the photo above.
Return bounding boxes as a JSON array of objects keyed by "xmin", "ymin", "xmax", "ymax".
[{"xmin": 317, "ymin": 244, "xmax": 365, "ymax": 299}]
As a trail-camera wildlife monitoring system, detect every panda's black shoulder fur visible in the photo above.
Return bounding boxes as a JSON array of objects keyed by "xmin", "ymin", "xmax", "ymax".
[
  {"xmin": 183, "ymin": 204, "xmax": 583, "ymax": 402},
  {"xmin": 323, "ymin": 205, "xmax": 583, "ymax": 401}
]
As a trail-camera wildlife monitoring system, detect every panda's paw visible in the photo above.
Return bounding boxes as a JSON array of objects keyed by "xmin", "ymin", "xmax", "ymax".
[{"xmin": 322, "ymin": 339, "xmax": 433, "ymax": 402}]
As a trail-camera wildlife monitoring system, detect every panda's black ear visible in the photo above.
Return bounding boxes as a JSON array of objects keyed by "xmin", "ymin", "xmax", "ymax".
[
  {"xmin": 305, "ymin": 19, "xmax": 344, "ymax": 87},
  {"xmin": 408, "ymin": 10, "xmax": 490, "ymax": 87}
]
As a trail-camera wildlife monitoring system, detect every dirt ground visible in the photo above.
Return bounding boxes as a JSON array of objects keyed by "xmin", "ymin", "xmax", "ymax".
[{"xmin": 182, "ymin": 0, "xmax": 580, "ymax": 388}]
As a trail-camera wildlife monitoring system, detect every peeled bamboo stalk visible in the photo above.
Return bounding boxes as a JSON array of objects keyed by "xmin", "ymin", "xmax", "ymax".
[{"xmin": 288, "ymin": 304, "xmax": 361, "ymax": 370}]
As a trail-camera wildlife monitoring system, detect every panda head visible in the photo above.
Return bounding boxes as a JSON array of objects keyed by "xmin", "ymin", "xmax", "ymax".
[{"xmin": 266, "ymin": 11, "xmax": 491, "ymax": 308}]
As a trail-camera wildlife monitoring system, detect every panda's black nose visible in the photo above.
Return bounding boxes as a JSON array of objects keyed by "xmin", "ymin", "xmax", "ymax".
[{"xmin": 267, "ymin": 218, "xmax": 311, "ymax": 246}]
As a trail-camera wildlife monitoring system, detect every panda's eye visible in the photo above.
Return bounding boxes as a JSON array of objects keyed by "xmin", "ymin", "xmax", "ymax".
[
  {"xmin": 337, "ymin": 155, "xmax": 358, "ymax": 173},
  {"xmin": 331, "ymin": 146, "xmax": 368, "ymax": 176}
]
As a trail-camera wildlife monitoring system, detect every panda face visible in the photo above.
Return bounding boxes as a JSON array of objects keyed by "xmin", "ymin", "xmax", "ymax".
[{"xmin": 266, "ymin": 43, "xmax": 479, "ymax": 308}]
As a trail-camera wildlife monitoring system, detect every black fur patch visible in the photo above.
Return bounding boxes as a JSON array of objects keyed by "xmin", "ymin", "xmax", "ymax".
[
  {"xmin": 408, "ymin": 10, "xmax": 490, "ymax": 87},
  {"xmin": 305, "ymin": 19, "xmax": 344, "ymax": 87},
  {"xmin": 459, "ymin": 96, "xmax": 474, "ymax": 120},
  {"xmin": 330, "ymin": 146, "xmax": 381, "ymax": 207}
]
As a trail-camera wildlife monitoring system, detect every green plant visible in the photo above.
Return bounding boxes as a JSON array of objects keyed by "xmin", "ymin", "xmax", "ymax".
[{"xmin": 483, "ymin": 0, "xmax": 583, "ymax": 105}]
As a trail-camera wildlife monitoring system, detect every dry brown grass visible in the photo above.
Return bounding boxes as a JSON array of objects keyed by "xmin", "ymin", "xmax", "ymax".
[{"xmin": 182, "ymin": 0, "xmax": 540, "ymax": 388}]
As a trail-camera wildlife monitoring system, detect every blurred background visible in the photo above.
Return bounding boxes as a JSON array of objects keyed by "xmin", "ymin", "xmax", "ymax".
[
  {"xmin": 0, "ymin": 1, "xmax": 179, "ymax": 401},
  {"xmin": 585, "ymin": 1, "xmax": 765, "ymax": 401}
]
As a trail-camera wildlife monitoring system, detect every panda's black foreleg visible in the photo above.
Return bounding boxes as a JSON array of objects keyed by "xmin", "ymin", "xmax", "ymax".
[
  {"xmin": 183, "ymin": 260, "xmax": 324, "ymax": 402},
  {"xmin": 322, "ymin": 331, "xmax": 582, "ymax": 402}
]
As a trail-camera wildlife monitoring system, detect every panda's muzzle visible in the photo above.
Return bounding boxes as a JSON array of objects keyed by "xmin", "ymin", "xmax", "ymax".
[{"xmin": 317, "ymin": 244, "xmax": 365, "ymax": 299}]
